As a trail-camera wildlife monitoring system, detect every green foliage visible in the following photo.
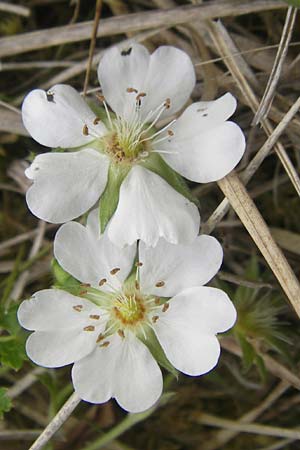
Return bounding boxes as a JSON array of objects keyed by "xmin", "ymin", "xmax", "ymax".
[
  {"xmin": 221, "ymin": 256, "xmax": 291, "ymax": 376},
  {"xmin": 51, "ymin": 258, "xmax": 81, "ymax": 296},
  {"xmin": 99, "ymin": 162, "xmax": 130, "ymax": 233},
  {"xmin": 284, "ymin": 0, "xmax": 300, "ymax": 7},
  {"xmin": 0, "ymin": 304, "xmax": 27, "ymax": 370},
  {"xmin": 0, "ymin": 388, "xmax": 12, "ymax": 419}
]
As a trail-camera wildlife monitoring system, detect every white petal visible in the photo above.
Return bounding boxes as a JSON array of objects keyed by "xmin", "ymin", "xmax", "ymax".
[
  {"xmin": 163, "ymin": 93, "xmax": 237, "ymax": 138},
  {"xmin": 18, "ymin": 289, "xmax": 104, "ymax": 331},
  {"xmin": 22, "ymin": 84, "xmax": 107, "ymax": 148},
  {"xmin": 139, "ymin": 235, "xmax": 223, "ymax": 297},
  {"xmin": 72, "ymin": 333, "xmax": 163, "ymax": 412},
  {"xmin": 142, "ymin": 45, "xmax": 196, "ymax": 119},
  {"xmin": 98, "ymin": 44, "xmax": 195, "ymax": 121},
  {"xmin": 107, "ymin": 166, "xmax": 200, "ymax": 247},
  {"xmin": 26, "ymin": 328, "xmax": 98, "ymax": 368},
  {"xmin": 54, "ymin": 219, "xmax": 136, "ymax": 289},
  {"xmin": 98, "ymin": 43, "xmax": 150, "ymax": 121},
  {"xmin": 158, "ymin": 121, "xmax": 245, "ymax": 183},
  {"xmin": 25, "ymin": 149, "xmax": 109, "ymax": 223},
  {"xmin": 153, "ymin": 287, "xmax": 237, "ymax": 376}
]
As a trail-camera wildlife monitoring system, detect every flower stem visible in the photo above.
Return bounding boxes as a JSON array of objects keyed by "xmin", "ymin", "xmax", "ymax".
[{"xmin": 28, "ymin": 391, "xmax": 81, "ymax": 450}]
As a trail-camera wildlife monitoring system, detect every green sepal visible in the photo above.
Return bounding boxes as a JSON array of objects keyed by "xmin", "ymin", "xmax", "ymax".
[
  {"xmin": 99, "ymin": 163, "xmax": 130, "ymax": 233},
  {"xmin": 51, "ymin": 258, "xmax": 81, "ymax": 296},
  {"xmin": 141, "ymin": 152, "xmax": 198, "ymax": 205},
  {"xmin": 0, "ymin": 388, "xmax": 12, "ymax": 419},
  {"xmin": 139, "ymin": 327, "xmax": 178, "ymax": 378}
]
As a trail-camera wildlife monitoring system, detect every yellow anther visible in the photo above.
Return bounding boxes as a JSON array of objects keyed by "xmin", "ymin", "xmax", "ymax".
[
  {"xmin": 100, "ymin": 341, "xmax": 110, "ymax": 348},
  {"xmin": 83, "ymin": 124, "xmax": 89, "ymax": 136},
  {"xmin": 152, "ymin": 315, "xmax": 159, "ymax": 323}
]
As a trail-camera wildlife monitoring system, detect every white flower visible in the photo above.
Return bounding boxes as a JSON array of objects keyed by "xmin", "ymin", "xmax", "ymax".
[
  {"xmin": 22, "ymin": 43, "xmax": 245, "ymax": 246},
  {"xmin": 18, "ymin": 211, "xmax": 236, "ymax": 413}
]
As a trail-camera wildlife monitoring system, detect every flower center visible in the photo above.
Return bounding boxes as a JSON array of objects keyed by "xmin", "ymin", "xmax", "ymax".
[
  {"xmin": 113, "ymin": 292, "xmax": 146, "ymax": 326},
  {"xmin": 84, "ymin": 90, "xmax": 176, "ymax": 165}
]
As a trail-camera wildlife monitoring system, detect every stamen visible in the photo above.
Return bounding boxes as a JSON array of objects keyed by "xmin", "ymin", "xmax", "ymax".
[
  {"xmin": 99, "ymin": 278, "xmax": 107, "ymax": 286},
  {"xmin": 118, "ymin": 329, "xmax": 125, "ymax": 338},
  {"xmin": 93, "ymin": 117, "xmax": 101, "ymax": 125},
  {"xmin": 152, "ymin": 315, "xmax": 159, "ymax": 323},
  {"xmin": 89, "ymin": 314, "xmax": 100, "ymax": 320},
  {"xmin": 82, "ymin": 124, "xmax": 89, "ymax": 136},
  {"xmin": 100, "ymin": 341, "xmax": 110, "ymax": 347},
  {"xmin": 155, "ymin": 281, "xmax": 165, "ymax": 288},
  {"xmin": 110, "ymin": 267, "xmax": 120, "ymax": 275},
  {"xmin": 73, "ymin": 305, "xmax": 83, "ymax": 312},
  {"xmin": 154, "ymin": 298, "xmax": 160, "ymax": 305},
  {"xmin": 162, "ymin": 303, "xmax": 169, "ymax": 313},
  {"xmin": 96, "ymin": 333, "xmax": 104, "ymax": 343},
  {"xmin": 79, "ymin": 290, "xmax": 88, "ymax": 296},
  {"xmin": 136, "ymin": 92, "xmax": 147, "ymax": 104},
  {"xmin": 80, "ymin": 283, "xmax": 91, "ymax": 288},
  {"xmin": 126, "ymin": 87, "xmax": 138, "ymax": 93},
  {"xmin": 84, "ymin": 325, "xmax": 95, "ymax": 331},
  {"xmin": 168, "ymin": 130, "xmax": 174, "ymax": 136},
  {"xmin": 135, "ymin": 280, "xmax": 140, "ymax": 291}
]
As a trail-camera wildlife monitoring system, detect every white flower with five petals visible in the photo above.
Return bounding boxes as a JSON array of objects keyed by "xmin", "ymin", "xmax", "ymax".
[
  {"xmin": 22, "ymin": 43, "xmax": 245, "ymax": 247},
  {"xmin": 18, "ymin": 211, "xmax": 236, "ymax": 413}
]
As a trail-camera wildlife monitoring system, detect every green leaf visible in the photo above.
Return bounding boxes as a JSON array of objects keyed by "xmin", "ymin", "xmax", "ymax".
[
  {"xmin": 99, "ymin": 163, "xmax": 130, "ymax": 233},
  {"xmin": 141, "ymin": 152, "xmax": 198, "ymax": 205},
  {"xmin": 0, "ymin": 388, "xmax": 12, "ymax": 419},
  {"xmin": 0, "ymin": 304, "xmax": 20, "ymax": 336},
  {"xmin": 0, "ymin": 338, "xmax": 27, "ymax": 370}
]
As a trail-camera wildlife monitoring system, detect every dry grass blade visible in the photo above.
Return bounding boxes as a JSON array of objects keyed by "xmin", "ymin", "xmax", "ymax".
[
  {"xmin": 0, "ymin": 1, "xmax": 286, "ymax": 58},
  {"xmin": 29, "ymin": 392, "xmax": 81, "ymax": 450},
  {"xmin": 221, "ymin": 338, "xmax": 300, "ymax": 390},
  {"xmin": 83, "ymin": 0, "xmax": 103, "ymax": 96},
  {"xmin": 0, "ymin": 2, "xmax": 31, "ymax": 17},
  {"xmin": 253, "ymin": 6, "xmax": 298, "ymax": 125},
  {"xmin": 194, "ymin": 412, "xmax": 300, "ymax": 440},
  {"xmin": 202, "ymin": 95, "xmax": 300, "ymax": 234},
  {"xmin": 217, "ymin": 172, "xmax": 300, "ymax": 316},
  {"xmin": 203, "ymin": 381, "xmax": 289, "ymax": 450},
  {"xmin": 207, "ymin": 20, "xmax": 300, "ymax": 197}
]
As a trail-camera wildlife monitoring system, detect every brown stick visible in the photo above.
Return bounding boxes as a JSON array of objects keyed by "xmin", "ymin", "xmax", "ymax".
[{"xmin": 0, "ymin": 0, "xmax": 286, "ymax": 58}]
